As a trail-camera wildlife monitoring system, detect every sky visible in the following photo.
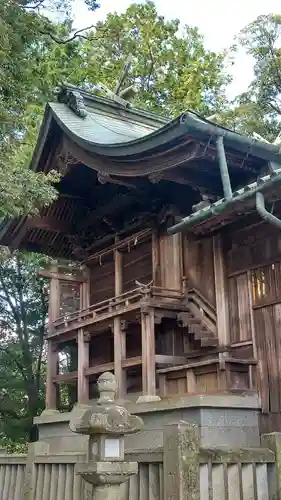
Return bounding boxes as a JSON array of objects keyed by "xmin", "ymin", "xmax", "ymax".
[{"xmin": 72, "ymin": 0, "xmax": 281, "ymax": 99}]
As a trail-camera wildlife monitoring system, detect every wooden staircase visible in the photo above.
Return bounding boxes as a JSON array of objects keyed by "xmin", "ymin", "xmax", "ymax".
[{"xmin": 177, "ymin": 287, "xmax": 218, "ymax": 348}]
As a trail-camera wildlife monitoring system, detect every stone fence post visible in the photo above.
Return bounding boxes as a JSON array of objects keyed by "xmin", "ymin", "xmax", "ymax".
[
  {"xmin": 262, "ymin": 432, "xmax": 281, "ymax": 500},
  {"xmin": 69, "ymin": 372, "xmax": 143, "ymax": 500},
  {"xmin": 163, "ymin": 422, "xmax": 200, "ymax": 500}
]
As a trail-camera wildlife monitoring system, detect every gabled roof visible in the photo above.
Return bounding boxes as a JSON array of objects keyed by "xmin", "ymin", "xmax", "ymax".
[{"xmin": 1, "ymin": 84, "xmax": 281, "ymax": 256}]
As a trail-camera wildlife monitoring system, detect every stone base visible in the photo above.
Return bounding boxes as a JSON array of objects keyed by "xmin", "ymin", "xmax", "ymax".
[
  {"xmin": 39, "ymin": 409, "xmax": 61, "ymax": 418},
  {"xmin": 76, "ymin": 461, "xmax": 138, "ymax": 486},
  {"xmin": 34, "ymin": 393, "xmax": 261, "ymax": 454},
  {"xmin": 136, "ymin": 394, "xmax": 161, "ymax": 404}
]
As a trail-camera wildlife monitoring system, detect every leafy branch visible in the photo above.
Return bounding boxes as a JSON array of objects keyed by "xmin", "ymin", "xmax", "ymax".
[{"xmin": 37, "ymin": 24, "xmax": 96, "ymax": 44}]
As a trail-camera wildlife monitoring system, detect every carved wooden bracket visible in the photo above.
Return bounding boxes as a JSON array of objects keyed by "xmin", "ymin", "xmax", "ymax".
[
  {"xmin": 97, "ymin": 171, "xmax": 137, "ymax": 190},
  {"xmin": 148, "ymin": 171, "xmax": 164, "ymax": 184},
  {"xmin": 57, "ymin": 152, "xmax": 78, "ymax": 176},
  {"xmin": 109, "ymin": 320, "xmax": 128, "ymax": 333}
]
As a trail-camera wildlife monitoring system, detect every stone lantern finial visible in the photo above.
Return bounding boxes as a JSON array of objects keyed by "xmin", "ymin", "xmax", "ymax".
[{"xmin": 97, "ymin": 372, "xmax": 117, "ymax": 405}]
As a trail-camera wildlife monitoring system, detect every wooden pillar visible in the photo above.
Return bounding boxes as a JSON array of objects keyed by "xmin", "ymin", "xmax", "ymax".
[
  {"xmin": 172, "ymin": 233, "xmax": 182, "ymax": 290},
  {"xmin": 45, "ymin": 339, "xmax": 58, "ymax": 410},
  {"xmin": 152, "ymin": 229, "xmax": 160, "ymax": 285},
  {"xmin": 80, "ymin": 265, "xmax": 90, "ymax": 309},
  {"xmin": 114, "ymin": 237, "xmax": 126, "ymax": 399},
  {"xmin": 77, "ymin": 329, "xmax": 89, "ymax": 404},
  {"xmin": 213, "ymin": 234, "xmax": 230, "ymax": 352},
  {"xmin": 137, "ymin": 307, "xmax": 161, "ymax": 403},
  {"xmin": 77, "ymin": 266, "xmax": 90, "ymax": 405},
  {"xmin": 113, "ymin": 318, "xmax": 126, "ymax": 399},
  {"xmin": 45, "ymin": 263, "xmax": 60, "ymax": 411}
]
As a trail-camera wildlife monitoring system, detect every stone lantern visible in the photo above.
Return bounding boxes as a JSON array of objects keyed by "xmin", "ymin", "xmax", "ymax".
[{"xmin": 69, "ymin": 372, "xmax": 143, "ymax": 500}]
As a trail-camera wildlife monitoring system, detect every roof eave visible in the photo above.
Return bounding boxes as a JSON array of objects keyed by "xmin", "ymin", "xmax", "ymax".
[
  {"xmin": 167, "ymin": 169, "xmax": 281, "ymax": 235},
  {"xmin": 50, "ymin": 100, "xmax": 281, "ymax": 163}
]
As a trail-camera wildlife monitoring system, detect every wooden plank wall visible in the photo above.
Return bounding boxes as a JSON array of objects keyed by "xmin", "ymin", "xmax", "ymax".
[
  {"xmin": 89, "ymin": 255, "xmax": 115, "ymax": 305},
  {"xmin": 123, "ymin": 237, "xmax": 152, "ymax": 291},
  {"xmin": 228, "ymin": 274, "xmax": 252, "ymax": 343},
  {"xmin": 88, "ymin": 235, "xmax": 152, "ymax": 304},
  {"xmin": 87, "ymin": 230, "xmax": 186, "ymax": 306},
  {"xmin": 182, "ymin": 234, "xmax": 215, "ymax": 306},
  {"xmin": 226, "ymin": 222, "xmax": 281, "ymax": 432},
  {"xmin": 158, "ymin": 233, "xmax": 182, "ymax": 290}
]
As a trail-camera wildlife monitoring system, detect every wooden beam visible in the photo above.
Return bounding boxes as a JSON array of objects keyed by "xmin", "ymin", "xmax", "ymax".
[
  {"xmin": 113, "ymin": 237, "xmax": 126, "ymax": 399},
  {"xmin": 51, "ymin": 331, "xmax": 77, "ymax": 343},
  {"xmin": 46, "ymin": 339, "xmax": 59, "ymax": 409},
  {"xmin": 50, "ymin": 301, "xmax": 141, "ymax": 337},
  {"xmin": 80, "ymin": 266, "xmax": 90, "ymax": 308},
  {"xmin": 85, "ymin": 362, "xmax": 114, "ymax": 376},
  {"xmin": 152, "ymin": 229, "xmax": 160, "ymax": 286},
  {"xmin": 77, "ymin": 329, "xmax": 89, "ymax": 404},
  {"xmin": 137, "ymin": 307, "xmax": 160, "ymax": 403},
  {"xmin": 45, "ymin": 262, "xmax": 60, "ymax": 410},
  {"xmin": 52, "ymin": 371, "xmax": 78, "ymax": 384},
  {"xmin": 85, "ymin": 221, "xmax": 144, "ymax": 255},
  {"xmin": 77, "ymin": 266, "xmax": 90, "ymax": 404},
  {"xmin": 213, "ymin": 234, "xmax": 230, "ymax": 350},
  {"xmin": 121, "ymin": 356, "xmax": 142, "ymax": 368},
  {"xmin": 155, "ymin": 355, "xmax": 188, "ymax": 365},
  {"xmin": 115, "ymin": 236, "xmax": 123, "ymax": 297},
  {"xmin": 39, "ymin": 270, "xmax": 86, "ymax": 282},
  {"xmin": 28, "ymin": 216, "xmax": 72, "ymax": 233},
  {"xmin": 83, "ymin": 228, "xmax": 151, "ymax": 264},
  {"xmin": 48, "ymin": 263, "xmax": 60, "ymax": 332}
]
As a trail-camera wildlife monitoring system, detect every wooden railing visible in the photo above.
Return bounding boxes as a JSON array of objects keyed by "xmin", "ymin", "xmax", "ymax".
[{"xmin": 51, "ymin": 284, "xmax": 184, "ymax": 336}]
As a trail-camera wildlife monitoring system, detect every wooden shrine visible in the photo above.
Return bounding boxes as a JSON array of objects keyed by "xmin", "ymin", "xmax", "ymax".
[{"xmin": 2, "ymin": 85, "xmax": 281, "ymax": 432}]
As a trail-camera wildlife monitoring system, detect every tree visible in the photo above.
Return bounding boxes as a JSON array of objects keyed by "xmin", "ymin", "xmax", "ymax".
[
  {"xmin": 0, "ymin": 0, "xmax": 100, "ymax": 219},
  {"xmin": 83, "ymin": 1, "xmax": 230, "ymax": 116},
  {"xmin": 0, "ymin": 251, "xmax": 49, "ymax": 448},
  {"xmin": 223, "ymin": 14, "xmax": 281, "ymax": 141},
  {"xmin": 0, "ymin": 1, "xmax": 231, "ymax": 219}
]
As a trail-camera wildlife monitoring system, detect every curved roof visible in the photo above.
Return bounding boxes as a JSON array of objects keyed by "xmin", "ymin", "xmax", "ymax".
[
  {"xmin": 2, "ymin": 84, "xmax": 281, "ymax": 256},
  {"xmin": 38, "ymin": 85, "xmax": 281, "ymax": 166}
]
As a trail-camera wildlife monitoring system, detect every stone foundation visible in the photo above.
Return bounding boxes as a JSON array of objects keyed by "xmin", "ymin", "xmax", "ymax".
[{"xmin": 34, "ymin": 393, "xmax": 261, "ymax": 455}]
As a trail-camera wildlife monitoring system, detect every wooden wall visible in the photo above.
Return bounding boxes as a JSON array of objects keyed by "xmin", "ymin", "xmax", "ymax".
[
  {"xmin": 158, "ymin": 232, "xmax": 182, "ymax": 290},
  {"xmin": 228, "ymin": 273, "xmax": 252, "ymax": 343},
  {"xmin": 88, "ymin": 233, "xmax": 153, "ymax": 304},
  {"xmin": 226, "ymin": 221, "xmax": 281, "ymax": 432},
  {"xmin": 123, "ymin": 237, "xmax": 152, "ymax": 291},
  {"xmin": 87, "ymin": 229, "xmax": 187, "ymax": 306},
  {"xmin": 89, "ymin": 255, "xmax": 115, "ymax": 305},
  {"xmin": 182, "ymin": 234, "xmax": 216, "ymax": 306}
]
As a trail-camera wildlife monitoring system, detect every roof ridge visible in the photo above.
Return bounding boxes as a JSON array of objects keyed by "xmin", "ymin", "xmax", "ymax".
[{"xmin": 56, "ymin": 83, "xmax": 168, "ymax": 125}]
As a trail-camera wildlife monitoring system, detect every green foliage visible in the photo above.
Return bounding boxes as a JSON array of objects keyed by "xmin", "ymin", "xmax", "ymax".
[
  {"xmin": 84, "ymin": 2, "xmax": 230, "ymax": 116},
  {"xmin": 0, "ymin": 0, "xmax": 232, "ymax": 219},
  {"xmin": 0, "ymin": 0, "xmax": 99, "ymax": 218},
  {"xmin": 0, "ymin": 251, "xmax": 50, "ymax": 446},
  {"xmin": 223, "ymin": 14, "xmax": 281, "ymax": 141},
  {"xmin": 239, "ymin": 14, "xmax": 281, "ymax": 115}
]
